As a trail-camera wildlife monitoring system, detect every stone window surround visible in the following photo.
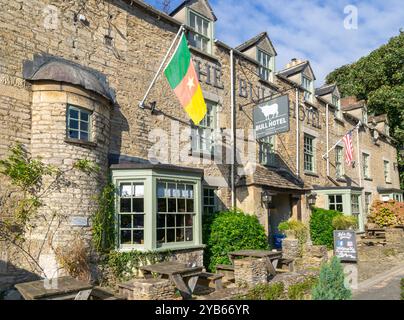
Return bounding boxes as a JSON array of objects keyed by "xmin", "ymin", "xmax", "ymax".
[
  {"xmin": 111, "ymin": 167, "xmax": 204, "ymax": 252},
  {"xmin": 31, "ymin": 81, "xmax": 111, "ymax": 149}
]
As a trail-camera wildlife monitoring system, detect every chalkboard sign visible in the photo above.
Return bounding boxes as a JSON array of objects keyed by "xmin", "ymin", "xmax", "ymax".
[{"xmin": 333, "ymin": 230, "xmax": 358, "ymax": 262}]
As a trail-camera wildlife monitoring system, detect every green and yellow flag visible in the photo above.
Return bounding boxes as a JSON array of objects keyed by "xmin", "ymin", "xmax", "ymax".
[{"xmin": 164, "ymin": 33, "xmax": 207, "ymax": 125}]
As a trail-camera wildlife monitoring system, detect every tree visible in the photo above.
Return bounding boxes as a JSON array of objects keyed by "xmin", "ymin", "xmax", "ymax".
[{"xmin": 326, "ymin": 31, "xmax": 404, "ymax": 188}]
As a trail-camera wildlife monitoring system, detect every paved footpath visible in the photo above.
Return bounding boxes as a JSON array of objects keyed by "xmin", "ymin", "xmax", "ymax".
[{"xmin": 353, "ymin": 263, "xmax": 404, "ymax": 300}]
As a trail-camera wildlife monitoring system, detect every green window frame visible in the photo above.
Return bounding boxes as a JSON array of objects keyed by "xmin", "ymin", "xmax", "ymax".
[
  {"xmin": 351, "ymin": 194, "xmax": 360, "ymax": 216},
  {"xmin": 257, "ymin": 49, "xmax": 272, "ymax": 81},
  {"xmin": 118, "ymin": 182, "xmax": 145, "ymax": 246},
  {"xmin": 328, "ymin": 194, "xmax": 343, "ymax": 212},
  {"xmin": 67, "ymin": 104, "xmax": 91, "ymax": 141},
  {"xmin": 156, "ymin": 181, "xmax": 195, "ymax": 245},
  {"xmin": 362, "ymin": 153, "xmax": 370, "ymax": 179},
  {"xmin": 304, "ymin": 134, "xmax": 315, "ymax": 173},
  {"xmin": 192, "ymin": 101, "xmax": 216, "ymax": 154},
  {"xmin": 203, "ymin": 187, "xmax": 217, "ymax": 214},
  {"xmin": 188, "ymin": 10, "xmax": 212, "ymax": 53},
  {"xmin": 335, "ymin": 146, "xmax": 344, "ymax": 178}
]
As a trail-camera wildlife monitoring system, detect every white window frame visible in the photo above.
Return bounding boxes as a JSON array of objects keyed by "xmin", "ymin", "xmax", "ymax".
[
  {"xmin": 257, "ymin": 49, "xmax": 273, "ymax": 82},
  {"xmin": 304, "ymin": 134, "xmax": 315, "ymax": 173},
  {"xmin": 188, "ymin": 10, "xmax": 212, "ymax": 54},
  {"xmin": 335, "ymin": 146, "xmax": 344, "ymax": 178},
  {"xmin": 302, "ymin": 75, "xmax": 313, "ymax": 102},
  {"xmin": 192, "ymin": 101, "xmax": 216, "ymax": 154},
  {"xmin": 362, "ymin": 153, "xmax": 370, "ymax": 179},
  {"xmin": 67, "ymin": 104, "xmax": 91, "ymax": 141},
  {"xmin": 328, "ymin": 194, "xmax": 344, "ymax": 212},
  {"xmin": 383, "ymin": 160, "xmax": 390, "ymax": 183},
  {"xmin": 364, "ymin": 192, "xmax": 372, "ymax": 214}
]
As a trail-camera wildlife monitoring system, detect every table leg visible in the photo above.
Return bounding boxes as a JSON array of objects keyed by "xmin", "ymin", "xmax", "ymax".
[
  {"xmin": 170, "ymin": 274, "xmax": 192, "ymax": 300},
  {"xmin": 265, "ymin": 257, "xmax": 277, "ymax": 276}
]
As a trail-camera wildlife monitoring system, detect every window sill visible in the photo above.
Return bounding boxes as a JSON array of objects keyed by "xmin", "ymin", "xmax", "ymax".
[
  {"xmin": 364, "ymin": 177, "xmax": 373, "ymax": 182},
  {"xmin": 190, "ymin": 150, "xmax": 214, "ymax": 160},
  {"xmin": 116, "ymin": 244, "xmax": 205, "ymax": 253},
  {"xmin": 258, "ymin": 78, "xmax": 278, "ymax": 90},
  {"xmin": 189, "ymin": 46, "xmax": 219, "ymax": 63},
  {"xmin": 304, "ymin": 171, "xmax": 319, "ymax": 178},
  {"xmin": 336, "ymin": 177, "xmax": 347, "ymax": 182},
  {"xmin": 65, "ymin": 137, "xmax": 97, "ymax": 148},
  {"xmin": 385, "ymin": 181, "xmax": 392, "ymax": 185},
  {"xmin": 335, "ymin": 117, "xmax": 345, "ymax": 125}
]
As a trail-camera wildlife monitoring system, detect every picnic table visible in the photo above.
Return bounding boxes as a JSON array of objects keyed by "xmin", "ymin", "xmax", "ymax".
[
  {"xmin": 139, "ymin": 261, "xmax": 203, "ymax": 299},
  {"xmin": 365, "ymin": 228, "xmax": 386, "ymax": 238},
  {"xmin": 15, "ymin": 276, "xmax": 93, "ymax": 300},
  {"xmin": 228, "ymin": 250, "xmax": 283, "ymax": 276}
]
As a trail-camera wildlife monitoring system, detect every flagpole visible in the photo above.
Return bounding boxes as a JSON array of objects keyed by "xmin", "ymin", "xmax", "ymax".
[
  {"xmin": 139, "ymin": 25, "xmax": 185, "ymax": 108},
  {"xmin": 321, "ymin": 121, "xmax": 360, "ymax": 159}
]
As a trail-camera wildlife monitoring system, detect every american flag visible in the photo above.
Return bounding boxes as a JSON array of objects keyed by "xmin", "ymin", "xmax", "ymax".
[{"xmin": 343, "ymin": 131, "xmax": 354, "ymax": 166}]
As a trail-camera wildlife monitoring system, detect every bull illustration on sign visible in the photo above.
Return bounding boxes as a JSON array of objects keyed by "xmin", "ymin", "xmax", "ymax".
[
  {"xmin": 259, "ymin": 103, "xmax": 279, "ymax": 119},
  {"xmin": 253, "ymin": 95, "xmax": 290, "ymax": 139}
]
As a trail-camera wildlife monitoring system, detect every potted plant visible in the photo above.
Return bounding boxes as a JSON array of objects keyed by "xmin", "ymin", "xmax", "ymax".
[{"xmin": 278, "ymin": 220, "xmax": 296, "ymax": 239}]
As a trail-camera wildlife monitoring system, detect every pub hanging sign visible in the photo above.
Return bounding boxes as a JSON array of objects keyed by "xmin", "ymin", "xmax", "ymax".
[{"xmin": 253, "ymin": 95, "xmax": 290, "ymax": 139}]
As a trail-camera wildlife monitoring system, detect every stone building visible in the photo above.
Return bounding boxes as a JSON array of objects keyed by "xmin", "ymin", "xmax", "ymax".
[{"xmin": 0, "ymin": 0, "xmax": 402, "ymax": 285}]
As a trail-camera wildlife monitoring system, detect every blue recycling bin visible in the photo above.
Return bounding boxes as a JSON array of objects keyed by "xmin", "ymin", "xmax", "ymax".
[{"xmin": 273, "ymin": 233, "xmax": 286, "ymax": 249}]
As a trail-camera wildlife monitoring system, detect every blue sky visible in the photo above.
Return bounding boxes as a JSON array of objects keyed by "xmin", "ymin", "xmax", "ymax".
[{"xmin": 145, "ymin": 0, "xmax": 403, "ymax": 85}]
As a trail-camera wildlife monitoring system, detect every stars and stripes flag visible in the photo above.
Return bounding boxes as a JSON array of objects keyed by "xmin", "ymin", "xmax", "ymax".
[{"xmin": 343, "ymin": 131, "xmax": 354, "ymax": 166}]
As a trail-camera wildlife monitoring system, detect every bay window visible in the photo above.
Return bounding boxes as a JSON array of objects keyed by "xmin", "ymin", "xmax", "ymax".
[
  {"xmin": 328, "ymin": 194, "xmax": 343, "ymax": 212},
  {"xmin": 112, "ymin": 166, "xmax": 203, "ymax": 251}
]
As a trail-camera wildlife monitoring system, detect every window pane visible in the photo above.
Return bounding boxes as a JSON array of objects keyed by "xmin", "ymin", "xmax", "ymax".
[
  {"xmin": 120, "ymin": 215, "xmax": 132, "ymax": 228},
  {"xmin": 176, "ymin": 228, "xmax": 185, "ymax": 242},
  {"xmin": 157, "ymin": 183, "xmax": 166, "ymax": 198},
  {"xmin": 134, "ymin": 184, "xmax": 144, "ymax": 197},
  {"xmin": 167, "ymin": 183, "xmax": 176, "ymax": 197},
  {"xmin": 185, "ymin": 228, "xmax": 193, "ymax": 241},
  {"xmin": 120, "ymin": 183, "xmax": 133, "ymax": 197},
  {"xmin": 121, "ymin": 230, "xmax": 131, "ymax": 244},
  {"xmin": 81, "ymin": 112, "xmax": 89, "ymax": 122},
  {"xmin": 157, "ymin": 214, "xmax": 165, "ymax": 228},
  {"xmin": 69, "ymin": 108, "xmax": 79, "ymax": 119},
  {"xmin": 186, "ymin": 199, "xmax": 194, "ymax": 213},
  {"xmin": 69, "ymin": 130, "xmax": 79, "ymax": 139},
  {"xmin": 186, "ymin": 185, "xmax": 194, "ymax": 198},
  {"xmin": 185, "ymin": 215, "xmax": 193, "ymax": 226},
  {"xmin": 168, "ymin": 198, "xmax": 176, "ymax": 212},
  {"xmin": 80, "ymin": 131, "xmax": 88, "ymax": 141},
  {"xmin": 167, "ymin": 229, "xmax": 175, "ymax": 242},
  {"xmin": 157, "ymin": 229, "xmax": 165, "ymax": 244},
  {"xmin": 133, "ymin": 215, "xmax": 144, "ymax": 228},
  {"xmin": 158, "ymin": 198, "xmax": 167, "ymax": 212},
  {"xmin": 69, "ymin": 119, "xmax": 79, "ymax": 129},
  {"xmin": 80, "ymin": 121, "xmax": 88, "ymax": 132},
  {"xmin": 337, "ymin": 204, "xmax": 343, "ymax": 212},
  {"xmin": 176, "ymin": 214, "xmax": 185, "ymax": 227},
  {"xmin": 132, "ymin": 198, "xmax": 144, "ymax": 213},
  {"xmin": 120, "ymin": 198, "xmax": 131, "ymax": 213},
  {"xmin": 167, "ymin": 215, "xmax": 175, "ymax": 227},
  {"xmin": 133, "ymin": 230, "xmax": 143, "ymax": 244},
  {"xmin": 336, "ymin": 195, "xmax": 343, "ymax": 203},
  {"xmin": 178, "ymin": 199, "xmax": 186, "ymax": 212}
]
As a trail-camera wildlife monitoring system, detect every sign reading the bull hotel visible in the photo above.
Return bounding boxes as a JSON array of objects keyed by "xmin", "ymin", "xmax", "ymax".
[{"xmin": 0, "ymin": 0, "xmax": 402, "ymax": 279}]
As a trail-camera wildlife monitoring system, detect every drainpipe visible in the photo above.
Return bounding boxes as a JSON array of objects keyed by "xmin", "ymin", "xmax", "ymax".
[
  {"xmin": 295, "ymin": 87, "xmax": 300, "ymax": 176},
  {"xmin": 326, "ymin": 103, "xmax": 330, "ymax": 176},
  {"xmin": 230, "ymin": 49, "xmax": 236, "ymax": 208}
]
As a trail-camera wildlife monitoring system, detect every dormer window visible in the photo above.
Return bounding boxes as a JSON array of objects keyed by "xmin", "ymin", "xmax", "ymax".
[
  {"xmin": 188, "ymin": 11, "xmax": 212, "ymax": 53},
  {"xmin": 257, "ymin": 49, "xmax": 272, "ymax": 81},
  {"xmin": 302, "ymin": 76, "xmax": 313, "ymax": 102},
  {"xmin": 332, "ymin": 95, "xmax": 342, "ymax": 119}
]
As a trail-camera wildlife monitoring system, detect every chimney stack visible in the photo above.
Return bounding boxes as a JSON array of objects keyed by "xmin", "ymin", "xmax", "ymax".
[{"xmin": 286, "ymin": 58, "xmax": 302, "ymax": 69}]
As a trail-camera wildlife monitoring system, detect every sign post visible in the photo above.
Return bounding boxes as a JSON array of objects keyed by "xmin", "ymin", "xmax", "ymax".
[
  {"xmin": 253, "ymin": 95, "xmax": 290, "ymax": 139},
  {"xmin": 333, "ymin": 230, "xmax": 358, "ymax": 262}
]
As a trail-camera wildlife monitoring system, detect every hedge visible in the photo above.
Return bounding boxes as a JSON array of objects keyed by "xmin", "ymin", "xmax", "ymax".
[
  {"xmin": 310, "ymin": 207, "xmax": 343, "ymax": 249},
  {"xmin": 202, "ymin": 209, "xmax": 268, "ymax": 271}
]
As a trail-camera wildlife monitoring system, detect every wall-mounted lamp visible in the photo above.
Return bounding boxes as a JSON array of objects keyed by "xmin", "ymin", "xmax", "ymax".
[{"xmin": 261, "ymin": 190, "xmax": 275, "ymax": 204}]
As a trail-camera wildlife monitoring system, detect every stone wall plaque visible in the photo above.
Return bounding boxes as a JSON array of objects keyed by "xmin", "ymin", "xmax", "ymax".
[{"xmin": 70, "ymin": 216, "xmax": 89, "ymax": 227}]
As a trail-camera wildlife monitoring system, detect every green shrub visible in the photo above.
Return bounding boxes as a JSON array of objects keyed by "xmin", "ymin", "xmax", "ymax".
[
  {"xmin": 311, "ymin": 257, "xmax": 351, "ymax": 300},
  {"xmin": 287, "ymin": 276, "xmax": 318, "ymax": 300},
  {"xmin": 332, "ymin": 215, "xmax": 358, "ymax": 230},
  {"xmin": 203, "ymin": 209, "xmax": 268, "ymax": 271},
  {"xmin": 242, "ymin": 283, "xmax": 285, "ymax": 300},
  {"xmin": 368, "ymin": 204, "xmax": 398, "ymax": 227},
  {"xmin": 310, "ymin": 207, "xmax": 343, "ymax": 249}
]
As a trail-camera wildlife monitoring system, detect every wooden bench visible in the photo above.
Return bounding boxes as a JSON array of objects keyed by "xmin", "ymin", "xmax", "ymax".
[
  {"xmin": 197, "ymin": 272, "xmax": 224, "ymax": 290},
  {"xmin": 276, "ymin": 258, "xmax": 294, "ymax": 272},
  {"xmin": 216, "ymin": 264, "xmax": 235, "ymax": 283}
]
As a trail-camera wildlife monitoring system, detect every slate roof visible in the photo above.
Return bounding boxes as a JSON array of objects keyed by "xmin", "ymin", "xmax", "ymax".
[
  {"xmin": 235, "ymin": 32, "xmax": 278, "ymax": 55},
  {"xmin": 369, "ymin": 114, "xmax": 388, "ymax": 123},
  {"xmin": 341, "ymin": 100, "xmax": 366, "ymax": 111},
  {"xmin": 170, "ymin": 0, "xmax": 217, "ymax": 21},
  {"xmin": 315, "ymin": 83, "xmax": 336, "ymax": 96},
  {"xmin": 240, "ymin": 164, "xmax": 307, "ymax": 191},
  {"xmin": 278, "ymin": 60, "xmax": 315, "ymax": 80}
]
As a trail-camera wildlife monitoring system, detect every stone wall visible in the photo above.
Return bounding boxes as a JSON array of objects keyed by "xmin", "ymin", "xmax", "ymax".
[
  {"xmin": 234, "ymin": 257, "xmax": 267, "ymax": 287},
  {"xmin": 118, "ymin": 278, "xmax": 178, "ymax": 300}
]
